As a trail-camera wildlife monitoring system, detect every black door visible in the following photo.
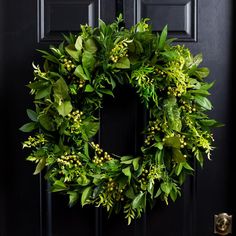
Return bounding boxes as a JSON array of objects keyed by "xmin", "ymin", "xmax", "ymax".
[{"xmin": 0, "ymin": 0, "xmax": 235, "ymax": 235}]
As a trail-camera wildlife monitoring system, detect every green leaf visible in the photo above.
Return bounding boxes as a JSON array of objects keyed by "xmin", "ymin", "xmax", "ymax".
[
  {"xmin": 85, "ymin": 84, "xmax": 94, "ymax": 92},
  {"xmin": 26, "ymin": 109, "xmax": 37, "ymax": 122},
  {"xmin": 195, "ymin": 96, "xmax": 212, "ymax": 110},
  {"xmin": 33, "ymin": 157, "xmax": 46, "ymax": 175},
  {"xmin": 172, "ymin": 148, "xmax": 186, "ymax": 163},
  {"xmin": 122, "ymin": 166, "xmax": 131, "ymax": 183},
  {"xmin": 132, "ymin": 158, "xmax": 139, "ymax": 171},
  {"xmin": 160, "ymin": 51, "xmax": 178, "ymax": 59},
  {"xmin": 39, "ymin": 114, "xmax": 55, "ymax": 131},
  {"xmin": 19, "ymin": 122, "xmax": 37, "ymax": 132},
  {"xmin": 53, "ymin": 78, "xmax": 70, "ymax": 101},
  {"xmin": 194, "ymin": 67, "xmax": 210, "ymax": 79},
  {"xmin": 183, "ymin": 162, "xmax": 194, "ymax": 171},
  {"xmin": 84, "ymin": 38, "xmax": 97, "ymax": 54},
  {"xmin": 200, "ymin": 119, "xmax": 223, "ymax": 127},
  {"xmin": 147, "ymin": 180, "xmax": 154, "ymax": 198},
  {"xmin": 160, "ymin": 182, "xmax": 172, "ymax": 195},
  {"xmin": 125, "ymin": 186, "xmax": 135, "ymax": 199},
  {"xmin": 175, "ymin": 163, "xmax": 183, "ymax": 176},
  {"xmin": 77, "ymin": 175, "xmax": 91, "ymax": 186},
  {"xmin": 115, "ymin": 57, "xmax": 130, "ymax": 69},
  {"xmin": 98, "ymin": 88, "xmax": 114, "ymax": 97},
  {"xmin": 154, "ymin": 188, "xmax": 162, "ymax": 198},
  {"xmin": 51, "ymin": 180, "xmax": 67, "ymax": 192},
  {"xmin": 65, "ymin": 44, "xmax": 80, "ymax": 61},
  {"xmin": 82, "ymin": 50, "xmax": 96, "ymax": 72},
  {"xmin": 191, "ymin": 53, "xmax": 203, "ymax": 67},
  {"xmin": 75, "ymin": 36, "xmax": 83, "ymax": 52},
  {"xmin": 74, "ymin": 65, "xmax": 90, "ymax": 81},
  {"xmin": 132, "ymin": 192, "xmax": 146, "ymax": 209},
  {"xmin": 83, "ymin": 122, "xmax": 99, "ymax": 138},
  {"xmin": 35, "ymin": 86, "xmax": 52, "ymax": 99},
  {"xmin": 81, "ymin": 186, "xmax": 92, "ymax": 206},
  {"xmin": 56, "ymin": 100, "xmax": 72, "ymax": 117},
  {"xmin": 164, "ymin": 137, "xmax": 181, "ymax": 149},
  {"xmin": 158, "ymin": 25, "xmax": 168, "ymax": 49},
  {"xmin": 68, "ymin": 191, "xmax": 79, "ymax": 207},
  {"xmin": 163, "ymin": 97, "xmax": 182, "ymax": 131}
]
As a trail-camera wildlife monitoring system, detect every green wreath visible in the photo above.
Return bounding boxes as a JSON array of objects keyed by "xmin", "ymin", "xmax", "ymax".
[{"xmin": 20, "ymin": 16, "xmax": 221, "ymax": 224}]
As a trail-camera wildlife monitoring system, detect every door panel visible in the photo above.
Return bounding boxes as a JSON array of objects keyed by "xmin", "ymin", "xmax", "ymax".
[{"xmin": 0, "ymin": 0, "xmax": 234, "ymax": 236}]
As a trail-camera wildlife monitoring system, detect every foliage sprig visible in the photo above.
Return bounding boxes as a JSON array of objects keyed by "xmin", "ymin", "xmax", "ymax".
[{"xmin": 20, "ymin": 16, "xmax": 221, "ymax": 224}]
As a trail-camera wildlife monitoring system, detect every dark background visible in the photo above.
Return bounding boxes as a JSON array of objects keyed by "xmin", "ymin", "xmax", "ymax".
[{"xmin": 0, "ymin": 0, "xmax": 235, "ymax": 235}]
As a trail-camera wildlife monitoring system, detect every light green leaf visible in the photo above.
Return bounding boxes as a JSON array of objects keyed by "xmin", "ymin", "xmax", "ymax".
[
  {"xmin": 132, "ymin": 158, "xmax": 139, "ymax": 171},
  {"xmin": 56, "ymin": 100, "xmax": 72, "ymax": 117},
  {"xmin": 158, "ymin": 25, "xmax": 168, "ymax": 49},
  {"xmin": 53, "ymin": 78, "xmax": 70, "ymax": 101},
  {"xmin": 19, "ymin": 122, "xmax": 37, "ymax": 132},
  {"xmin": 85, "ymin": 84, "xmax": 94, "ymax": 92},
  {"xmin": 81, "ymin": 186, "xmax": 92, "ymax": 206},
  {"xmin": 74, "ymin": 65, "xmax": 90, "ymax": 81},
  {"xmin": 33, "ymin": 157, "xmax": 46, "ymax": 175},
  {"xmin": 65, "ymin": 44, "xmax": 80, "ymax": 61},
  {"xmin": 160, "ymin": 182, "xmax": 172, "ymax": 195},
  {"xmin": 122, "ymin": 166, "xmax": 131, "ymax": 183},
  {"xmin": 85, "ymin": 38, "xmax": 97, "ymax": 54},
  {"xmin": 194, "ymin": 67, "xmax": 210, "ymax": 79},
  {"xmin": 82, "ymin": 50, "xmax": 96, "ymax": 72},
  {"xmin": 195, "ymin": 95, "xmax": 212, "ymax": 110},
  {"xmin": 115, "ymin": 57, "xmax": 130, "ymax": 69},
  {"xmin": 75, "ymin": 36, "xmax": 83, "ymax": 52}
]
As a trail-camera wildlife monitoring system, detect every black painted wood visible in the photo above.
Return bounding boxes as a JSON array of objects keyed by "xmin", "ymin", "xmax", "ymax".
[{"xmin": 0, "ymin": 0, "xmax": 235, "ymax": 235}]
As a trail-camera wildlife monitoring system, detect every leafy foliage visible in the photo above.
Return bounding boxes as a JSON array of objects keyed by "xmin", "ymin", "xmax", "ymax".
[{"xmin": 20, "ymin": 16, "xmax": 220, "ymax": 224}]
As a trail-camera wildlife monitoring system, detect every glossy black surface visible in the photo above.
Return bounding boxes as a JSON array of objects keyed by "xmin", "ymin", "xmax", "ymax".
[{"xmin": 0, "ymin": 0, "xmax": 235, "ymax": 235}]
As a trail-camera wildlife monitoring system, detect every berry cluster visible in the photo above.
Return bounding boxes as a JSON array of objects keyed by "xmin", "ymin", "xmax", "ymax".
[
  {"xmin": 144, "ymin": 121, "xmax": 161, "ymax": 145},
  {"xmin": 62, "ymin": 58, "xmax": 76, "ymax": 72},
  {"xmin": 91, "ymin": 142, "xmax": 112, "ymax": 166},
  {"xmin": 57, "ymin": 152, "xmax": 82, "ymax": 168},
  {"xmin": 67, "ymin": 110, "xmax": 83, "ymax": 134}
]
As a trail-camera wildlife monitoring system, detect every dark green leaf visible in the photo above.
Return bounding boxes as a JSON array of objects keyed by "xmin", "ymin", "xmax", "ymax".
[
  {"xmin": 35, "ymin": 86, "xmax": 52, "ymax": 99},
  {"xmin": 19, "ymin": 122, "xmax": 37, "ymax": 132},
  {"xmin": 39, "ymin": 114, "xmax": 55, "ymax": 131},
  {"xmin": 172, "ymin": 148, "xmax": 185, "ymax": 163},
  {"xmin": 68, "ymin": 191, "xmax": 79, "ymax": 207},
  {"xmin": 26, "ymin": 109, "xmax": 37, "ymax": 122},
  {"xmin": 132, "ymin": 192, "xmax": 146, "ymax": 209},
  {"xmin": 98, "ymin": 88, "xmax": 114, "ymax": 97},
  {"xmin": 83, "ymin": 122, "xmax": 99, "ymax": 138},
  {"xmin": 51, "ymin": 180, "xmax": 67, "ymax": 192},
  {"xmin": 164, "ymin": 137, "xmax": 181, "ymax": 149}
]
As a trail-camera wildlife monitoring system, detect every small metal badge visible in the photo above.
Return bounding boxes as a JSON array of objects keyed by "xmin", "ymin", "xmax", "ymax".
[{"xmin": 214, "ymin": 213, "xmax": 232, "ymax": 235}]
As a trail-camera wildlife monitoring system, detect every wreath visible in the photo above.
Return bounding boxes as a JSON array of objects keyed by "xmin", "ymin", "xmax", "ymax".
[{"xmin": 20, "ymin": 16, "xmax": 220, "ymax": 224}]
